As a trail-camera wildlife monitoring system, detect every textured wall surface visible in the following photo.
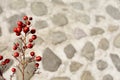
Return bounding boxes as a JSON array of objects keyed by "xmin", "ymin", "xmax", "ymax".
[{"xmin": 0, "ymin": 0, "xmax": 119, "ymax": 80}]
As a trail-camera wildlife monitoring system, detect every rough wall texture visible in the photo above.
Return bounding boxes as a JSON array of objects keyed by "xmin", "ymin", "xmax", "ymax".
[{"xmin": 0, "ymin": 0, "xmax": 120, "ymax": 80}]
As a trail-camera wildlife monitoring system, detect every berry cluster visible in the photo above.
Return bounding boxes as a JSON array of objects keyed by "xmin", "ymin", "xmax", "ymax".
[{"xmin": 11, "ymin": 16, "xmax": 42, "ymax": 80}]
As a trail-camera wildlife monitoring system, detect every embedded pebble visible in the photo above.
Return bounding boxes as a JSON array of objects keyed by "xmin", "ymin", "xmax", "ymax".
[
  {"xmin": 98, "ymin": 38, "xmax": 109, "ymax": 50},
  {"xmin": 70, "ymin": 61, "xmax": 83, "ymax": 72},
  {"xmin": 50, "ymin": 31, "xmax": 67, "ymax": 45},
  {"xmin": 51, "ymin": 77, "xmax": 70, "ymax": 80},
  {"xmin": 70, "ymin": 2, "xmax": 84, "ymax": 10},
  {"xmin": 42, "ymin": 48, "xmax": 62, "ymax": 72},
  {"xmin": 106, "ymin": 5, "xmax": 120, "ymax": 20},
  {"xmin": 31, "ymin": 2, "xmax": 48, "ymax": 16},
  {"xmin": 64, "ymin": 44, "xmax": 76, "ymax": 59},
  {"xmin": 52, "ymin": 0, "xmax": 64, "ymax": 4},
  {"xmin": 81, "ymin": 42, "xmax": 95, "ymax": 61},
  {"xmin": 74, "ymin": 28, "xmax": 87, "ymax": 40},
  {"xmin": 51, "ymin": 13, "xmax": 68, "ymax": 26},
  {"xmin": 9, "ymin": 0, "xmax": 27, "ymax": 10},
  {"xmin": 103, "ymin": 74, "xmax": 113, "ymax": 80},
  {"xmin": 34, "ymin": 20, "xmax": 48, "ymax": 29},
  {"xmin": 0, "ymin": 6, "xmax": 3, "ymax": 14},
  {"xmin": 90, "ymin": 27, "xmax": 104, "ymax": 35},
  {"xmin": 113, "ymin": 33, "xmax": 120, "ymax": 48},
  {"xmin": 108, "ymin": 25, "xmax": 119, "ymax": 32},
  {"xmin": 110, "ymin": 53, "xmax": 120, "ymax": 71},
  {"xmin": 81, "ymin": 71, "xmax": 95, "ymax": 80},
  {"xmin": 96, "ymin": 60, "xmax": 108, "ymax": 71}
]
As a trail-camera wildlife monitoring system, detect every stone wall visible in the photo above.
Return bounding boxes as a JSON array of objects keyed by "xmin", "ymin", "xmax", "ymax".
[{"xmin": 0, "ymin": 0, "xmax": 119, "ymax": 80}]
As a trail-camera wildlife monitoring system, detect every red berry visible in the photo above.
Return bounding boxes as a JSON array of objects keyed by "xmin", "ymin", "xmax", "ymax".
[
  {"xmin": 27, "ymin": 43, "xmax": 33, "ymax": 48},
  {"xmin": 11, "ymin": 68, "xmax": 16, "ymax": 73},
  {"xmin": 17, "ymin": 27, "xmax": 22, "ymax": 33},
  {"xmin": 30, "ymin": 29, "xmax": 36, "ymax": 34},
  {"xmin": 23, "ymin": 27, "xmax": 29, "ymax": 33},
  {"xmin": 1, "ymin": 61, "xmax": 6, "ymax": 65},
  {"xmin": 23, "ymin": 16, "xmax": 28, "ymax": 20},
  {"xmin": 23, "ymin": 46, "xmax": 27, "ymax": 49},
  {"xmin": 13, "ymin": 27, "xmax": 17, "ymax": 32},
  {"xmin": 14, "ymin": 52, "xmax": 19, "ymax": 57},
  {"xmin": 4, "ymin": 59, "xmax": 10, "ymax": 63},
  {"xmin": 30, "ymin": 51, "xmax": 35, "ymax": 56},
  {"xmin": 0, "ymin": 55, "xmax": 3, "ymax": 60},
  {"xmin": 35, "ymin": 56, "xmax": 42, "ymax": 61},
  {"xmin": 22, "ymin": 24, "xmax": 26, "ymax": 27},
  {"xmin": 16, "ymin": 43, "xmax": 19, "ymax": 46},
  {"xmin": 29, "ymin": 38, "xmax": 33, "ymax": 42},
  {"xmin": 29, "ymin": 17, "xmax": 33, "ymax": 20},
  {"xmin": 17, "ymin": 21, "xmax": 23, "ymax": 26},
  {"xmin": 13, "ymin": 45, "xmax": 17, "ymax": 50},
  {"xmin": 32, "ymin": 35, "xmax": 37, "ymax": 40},
  {"xmin": 35, "ymin": 63, "xmax": 39, "ymax": 67},
  {"xmin": 26, "ymin": 21, "xmax": 31, "ymax": 25},
  {"xmin": 16, "ymin": 32, "xmax": 21, "ymax": 36}
]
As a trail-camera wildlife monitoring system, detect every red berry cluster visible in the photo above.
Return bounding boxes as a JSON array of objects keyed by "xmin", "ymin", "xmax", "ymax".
[
  {"xmin": 11, "ymin": 16, "xmax": 42, "ymax": 78},
  {"xmin": 0, "ymin": 55, "xmax": 10, "ymax": 66}
]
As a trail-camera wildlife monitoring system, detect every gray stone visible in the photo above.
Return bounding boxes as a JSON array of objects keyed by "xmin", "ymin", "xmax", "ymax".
[
  {"xmin": 31, "ymin": 2, "xmax": 48, "ymax": 16},
  {"xmin": 74, "ymin": 28, "xmax": 87, "ymax": 40},
  {"xmin": 52, "ymin": 0, "xmax": 64, "ymax": 4},
  {"xmin": 90, "ymin": 27, "xmax": 104, "ymax": 35},
  {"xmin": 0, "ymin": 6, "xmax": 3, "ymax": 14},
  {"xmin": 110, "ymin": 54, "xmax": 120, "ymax": 71},
  {"xmin": 51, "ymin": 13, "xmax": 68, "ymax": 26},
  {"xmin": 98, "ymin": 38, "xmax": 109, "ymax": 50},
  {"xmin": 9, "ymin": 0, "xmax": 27, "ymax": 10},
  {"xmin": 106, "ymin": 5, "xmax": 120, "ymax": 20},
  {"xmin": 0, "ymin": 27, "xmax": 2, "ymax": 36},
  {"xmin": 96, "ymin": 60, "xmax": 108, "ymax": 71},
  {"xmin": 103, "ymin": 74, "xmax": 113, "ymax": 80},
  {"xmin": 71, "ymin": 2, "xmax": 84, "ymax": 10},
  {"xmin": 113, "ymin": 33, "xmax": 120, "ymax": 48},
  {"xmin": 81, "ymin": 42, "xmax": 95, "ymax": 61},
  {"xmin": 64, "ymin": 44, "xmax": 76, "ymax": 59},
  {"xmin": 35, "ymin": 36, "xmax": 44, "ymax": 45},
  {"xmin": 76, "ymin": 13, "xmax": 90, "ymax": 24},
  {"xmin": 81, "ymin": 71, "xmax": 94, "ymax": 80},
  {"xmin": 34, "ymin": 20, "xmax": 48, "ymax": 29},
  {"xmin": 70, "ymin": 61, "xmax": 83, "ymax": 72},
  {"xmin": 42, "ymin": 48, "xmax": 62, "ymax": 72},
  {"xmin": 108, "ymin": 25, "xmax": 119, "ymax": 32},
  {"xmin": 51, "ymin": 77, "xmax": 70, "ymax": 80},
  {"xmin": 50, "ymin": 31, "xmax": 67, "ymax": 45},
  {"xmin": 7, "ymin": 14, "xmax": 25, "ymax": 33}
]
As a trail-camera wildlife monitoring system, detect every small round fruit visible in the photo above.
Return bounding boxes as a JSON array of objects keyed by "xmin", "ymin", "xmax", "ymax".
[
  {"xmin": 1, "ymin": 61, "xmax": 6, "ymax": 65},
  {"xmin": 13, "ymin": 27, "xmax": 17, "ymax": 32},
  {"xmin": 11, "ymin": 68, "xmax": 16, "ymax": 73},
  {"xmin": 26, "ymin": 21, "xmax": 31, "ymax": 25},
  {"xmin": 4, "ymin": 59, "xmax": 10, "ymax": 63},
  {"xmin": 29, "ymin": 17, "xmax": 33, "ymax": 20},
  {"xmin": 30, "ymin": 29, "xmax": 36, "ymax": 34},
  {"xmin": 0, "ymin": 55, "xmax": 3, "ymax": 60},
  {"xmin": 35, "ymin": 63, "xmax": 39, "ymax": 67},
  {"xmin": 35, "ymin": 56, "xmax": 42, "ymax": 61},
  {"xmin": 23, "ymin": 16, "xmax": 28, "ymax": 20},
  {"xmin": 16, "ymin": 32, "xmax": 21, "ymax": 36},
  {"xmin": 13, "ymin": 45, "xmax": 17, "ymax": 50},
  {"xmin": 14, "ymin": 52, "xmax": 19, "ymax": 57},
  {"xmin": 27, "ymin": 43, "xmax": 33, "ymax": 48},
  {"xmin": 30, "ymin": 51, "xmax": 35, "ymax": 56},
  {"xmin": 32, "ymin": 35, "xmax": 37, "ymax": 40},
  {"xmin": 17, "ymin": 27, "xmax": 22, "ymax": 33},
  {"xmin": 16, "ymin": 43, "xmax": 19, "ymax": 46},
  {"xmin": 17, "ymin": 21, "xmax": 23, "ymax": 26},
  {"xmin": 23, "ymin": 27, "xmax": 29, "ymax": 33},
  {"xmin": 29, "ymin": 38, "xmax": 33, "ymax": 42}
]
